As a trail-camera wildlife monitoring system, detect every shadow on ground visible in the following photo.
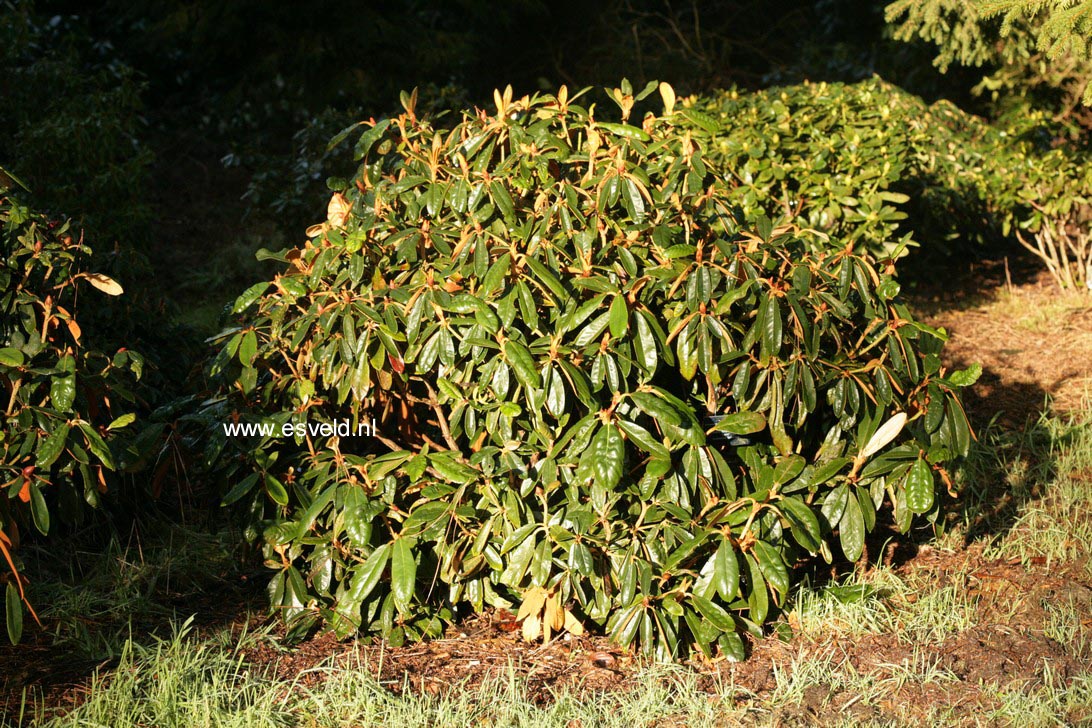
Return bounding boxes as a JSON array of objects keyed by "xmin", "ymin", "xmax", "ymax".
[{"xmin": 0, "ymin": 521, "xmax": 267, "ymax": 716}]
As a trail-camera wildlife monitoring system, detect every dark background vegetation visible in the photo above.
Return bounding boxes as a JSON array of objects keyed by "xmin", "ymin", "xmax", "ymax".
[
  {"xmin": 2, "ymin": 0, "xmax": 976, "ymax": 245},
  {"xmin": 0, "ymin": 0, "xmax": 992, "ymax": 358}
]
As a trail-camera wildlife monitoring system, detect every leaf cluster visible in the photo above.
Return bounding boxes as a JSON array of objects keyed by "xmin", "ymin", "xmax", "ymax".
[
  {"xmin": 688, "ymin": 78, "xmax": 1092, "ymax": 281},
  {"xmin": 203, "ymin": 83, "xmax": 977, "ymax": 658},
  {"xmin": 0, "ymin": 180, "xmax": 148, "ymax": 644},
  {"xmin": 682, "ymin": 81, "xmax": 919, "ymax": 260},
  {"xmin": 886, "ymin": 0, "xmax": 1092, "ymax": 109}
]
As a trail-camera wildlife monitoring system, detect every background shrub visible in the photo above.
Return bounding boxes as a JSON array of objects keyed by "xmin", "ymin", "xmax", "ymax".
[
  {"xmin": 686, "ymin": 78, "xmax": 1092, "ymax": 289},
  {"xmin": 683, "ymin": 80, "xmax": 921, "ymax": 260},
  {"xmin": 885, "ymin": 0, "xmax": 1092, "ymax": 127},
  {"xmin": 1, "ymin": 176, "xmax": 148, "ymax": 644},
  {"xmin": 202, "ymin": 84, "xmax": 977, "ymax": 659},
  {"xmin": 0, "ymin": 4, "xmax": 153, "ymax": 243}
]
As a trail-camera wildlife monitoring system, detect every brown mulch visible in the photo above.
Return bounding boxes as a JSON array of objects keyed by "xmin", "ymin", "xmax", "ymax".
[
  {"xmin": 906, "ymin": 257, "xmax": 1092, "ymax": 426},
  {"xmin": 240, "ymin": 612, "xmax": 642, "ymax": 702}
]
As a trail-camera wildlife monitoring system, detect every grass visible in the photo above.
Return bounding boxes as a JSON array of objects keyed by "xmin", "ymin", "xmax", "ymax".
[
  {"xmin": 6, "ymin": 406, "xmax": 1092, "ymax": 726},
  {"xmin": 790, "ymin": 565, "xmax": 978, "ymax": 645},
  {"xmin": 956, "ymin": 406, "xmax": 1092, "ymax": 580},
  {"xmin": 18, "ymin": 524, "xmax": 249, "ymax": 662},
  {"xmin": 10, "ymin": 622, "xmax": 754, "ymax": 728},
  {"xmin": 987, "ymin": 668, "xmax": 1092, "ymax": 727},
  {"xmin": 1042, "ymin": 596, "xmax": 1092, "ymax": 661},
  {"xmin": 990, "ymin": 288, "xmax": 1092, "ymax": 334}
]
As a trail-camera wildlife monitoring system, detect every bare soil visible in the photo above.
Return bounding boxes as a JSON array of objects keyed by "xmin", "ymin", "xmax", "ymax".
[{"xmin": 908, "ymin": 256, "xmax": 1092, "ymax": 425}]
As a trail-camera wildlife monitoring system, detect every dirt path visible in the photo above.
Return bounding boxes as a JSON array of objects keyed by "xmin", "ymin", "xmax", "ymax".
[{"xmin": 909, "ymin": 256, "xmax": 1092, "ymax": 426}]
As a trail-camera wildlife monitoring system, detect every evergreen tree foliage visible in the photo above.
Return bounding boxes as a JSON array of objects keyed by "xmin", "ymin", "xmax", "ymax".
[{"xmin": 886, "ymin": 0, "xmax": 1092, "ymax": 112}]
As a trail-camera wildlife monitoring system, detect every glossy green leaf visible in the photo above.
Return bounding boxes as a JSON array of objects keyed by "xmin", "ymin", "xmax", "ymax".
[
  {"xmin": 761, "ymin": 296, "xmax": 782, "ymax": 359},
  {"xmin": 581, "ymin": 425, "xmax": 625, "ymax": 489},
  {"xmin": 50, "ymin": 375, "xmax": 75, "ymax": 413},
  {"xmin": 839, "ymin": 490, "xmax": 865, "ymax": 562},
  {"xmin": 691, "ymin": 594, "xmax": 734, "ymax": 632},
  {"xmin": 5, "ymin": 583, "xmax": 22, "ymax": 645},
  {"xmin": 76, "ymin": 421, "xmax": 115, "ymax": 470},
  {"xmin": 29, "ymin": 483, "xmax": 49, "ymax": 535},
  {"xmin": 233, "ymin": 282, "xmax": 270, "ymax": 313},
  {"xmin": 753, "ymin": 540, "xmax": 789, "ymax": 604},
  {"xmin": 630, "ymin": 392, "xmax": 683, "ymax": 427},
  {"xmin": 780, "ymin": 496, "xmax": 822, "ymax": 552},
  {"xmin": 504, "ymin": 340, "xmax": 541, "ymax": 390},
  {"xmin": 221, "ymin": 472, "xmax": 260, "ymax": 506},
  {"xmin": 36, "ymin": 423, "xmax": 69, "ymax": 469},
  {"xmin": 906, "ymin": 456, "xmax": 935, "ymax": 514},
  {"xmin": 712, "ymin": 411, "xmax": 766, "ymax": 435},
  {"xmin": 714, "ymin": 538, "xmax": 740, "ymax": 601},
  {"xmin": 264, "ymin": 474, "xmax": 289, "ymax": 506},
  {"xmin": 391, "ymin": 536, "xmax": 417, "ymax": 612},
  {"xmin": 609, "ymin": 294, "xmax": 628, "ymax": 338},
  {"xmin": 0, "ymin": 348, "xmax": 24, "ymax": 367}
]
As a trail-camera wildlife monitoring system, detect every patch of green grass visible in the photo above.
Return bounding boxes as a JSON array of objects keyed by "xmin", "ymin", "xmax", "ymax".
[
  {"xmin": 790, "ymin": 572, "xmax": 895, "ymax": 639},
  {"xmin": 21, "ymin": 524, "xmax": 248, "ymax": 661},
  {"xmin": 986, "ymin": 666, "xmax": 1092, "ymax": 727},
  {"xmin": 873, "ymin": 647, "xmax": 961, "ymax": 692},
  {"xmin": 1042, "ymin": 595, "xmax": 1092, "ymax": 662},
  {"xmin": 13, "ymin": 622, "xmax": 757, "ymax": 728},
  {"xmin": 764, "ymin": 649, "xmax": 874, "ymax": 708},
  {"xmin": 12, "ymin": 620, "xmax": 285, "ymax": 728},
  {"xmin": 982, "ymin": 416, "xmax": 1092, "ymax": 578},
  {"xmin": 947, "ymin": 412, "xmax": 1054, "ymax": 541},
  {"xmin": 895, "ymin": 578, "xmax": 979, "ymax": 645},
  {"xmin": 790, "ymin": 565, "xmax": 977, "ymax": 646},
  {"xmin": 20, "ymin": 616, "xmax": 1091, "ymax": 728}
]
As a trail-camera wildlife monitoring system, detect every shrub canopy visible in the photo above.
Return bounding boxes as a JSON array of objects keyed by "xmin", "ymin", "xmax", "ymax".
[{"xmin": 204, "ymin": 84, "xmax": 977, "ymax": 658}]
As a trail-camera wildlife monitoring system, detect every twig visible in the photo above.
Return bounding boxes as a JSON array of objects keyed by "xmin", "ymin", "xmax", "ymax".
[{"xmin": 421, "ymin": 380, "xmax": 460, "ymax": 451}]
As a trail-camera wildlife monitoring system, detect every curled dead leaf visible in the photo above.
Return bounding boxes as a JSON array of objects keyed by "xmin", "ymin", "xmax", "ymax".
[
  {"xmin": 521, "ymin": 612, "xmax": 542, "ymax": 643},
  {"xmin": 82, "ymin": 273, "xmax": 124, "ymax": 296},
  {"xmin": 563, "ymin": 609, "xmax": 585, "ymax": 637},
  {"xmin": 516, "ymin": 585, "xmax": 584, "ymax": 643},
  {"xmin": 859, "ymin": 412, "xmax": 907, "ymax": 460},
  {"xmin": 516, "ymin": 586, "xmax": 548, "ymax": 621},
  {"xmin": 659, "ymin": 82, "xmax": 676, "ymax": 115},
  {"xmin": 327, "ymin": 193, "xmax": 352, "ymax": 228}
]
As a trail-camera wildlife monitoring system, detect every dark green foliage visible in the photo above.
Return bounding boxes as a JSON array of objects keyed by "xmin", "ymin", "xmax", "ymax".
[
  {"xmin": 0, "ymin": 4, "xmax": 194, "ymax": 386},
  {"xmin": 203, "ymin": 84, "xmax": 976, "ymax": 658},
  {"xmin": 0, "ymin": 4, "xmax": 153, "ymax": 243},
  {"xmin": 1, "ymin": 179, "xmax": 148, "ymax": 643}
]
